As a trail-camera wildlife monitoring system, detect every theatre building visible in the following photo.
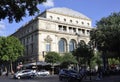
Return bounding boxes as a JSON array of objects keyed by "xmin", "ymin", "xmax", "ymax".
[{"xmin": 12, "ymin": 7, "xmax": 93, "ymax": 65}]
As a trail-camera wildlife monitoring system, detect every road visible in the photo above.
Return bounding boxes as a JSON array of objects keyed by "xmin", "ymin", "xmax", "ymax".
[
  {"xmin": 0, "ymin": 75, "xmax": 60, "ymax": 82},
  {"xmin": 0, "ymin": 75, "xmax": 120, "ymax": 82}
]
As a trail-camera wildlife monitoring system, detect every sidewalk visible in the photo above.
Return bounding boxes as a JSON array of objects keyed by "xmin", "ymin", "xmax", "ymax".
[{"xmin": 82, "ymin": 75, "xmax": 120, "ymax": 82}]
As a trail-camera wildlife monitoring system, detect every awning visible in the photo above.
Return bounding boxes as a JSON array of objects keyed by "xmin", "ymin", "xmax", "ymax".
[{"xmin": 23, "ymin": 61, "xmax": 51, "ymax": 67}]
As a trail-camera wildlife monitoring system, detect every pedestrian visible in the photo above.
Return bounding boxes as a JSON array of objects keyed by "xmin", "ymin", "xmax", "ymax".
[
  {"xmin": 96, "ymin": 65, "xmax": 103, "ymax": 80},
  {"xmin": 0, "ymin": 67, "xmax": 2, "ymax": 76}
]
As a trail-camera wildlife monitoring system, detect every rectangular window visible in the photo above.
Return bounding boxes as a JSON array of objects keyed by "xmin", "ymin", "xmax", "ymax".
[
  {"xmin": 26, "ymin": 45, "xmax": 28, "ymax": 55},
  {"xmin": 58, "ymin": 25, "xmax": 62, "ymax": 31},
  {"xmin": 63, "ymin": 26, "xmax": 67, "ymax": 31},
  {"xmin": 31, "ymin": 35, "xmax": 33, "ymax": 42},
  {"xmin": 69, "ymin": 27, "xmax": 72, "ymax": 33},
  {"xmin": 73, "ymin": 28, "xmax": 76, "ymax": 33},
  {"xmin": 31, "ymin": 44, "xmax": 33, "ymax": 53},
  {"xmin": 87, "ymin": 30, "xmax": 90, "ymax": 34},
  {"xmin": 46, "ymin": 43, "xmax": 51, "ymax": 52},
  {"xmin": 78, "ymin": 29, "xmax": 81, "ymax": 33},
  {"xmin": 82, "ymin": 29, "xmax": 85, "ymax": 34}
]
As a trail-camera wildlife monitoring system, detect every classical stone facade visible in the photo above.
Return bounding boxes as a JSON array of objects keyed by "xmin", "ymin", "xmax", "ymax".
[{"xmin": 12, "ymin": 7, "xmax": 93, "ymax": 63}]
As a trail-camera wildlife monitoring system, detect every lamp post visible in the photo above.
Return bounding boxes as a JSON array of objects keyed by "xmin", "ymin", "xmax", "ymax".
[
  {"xmin": 35, "ymin": 56, "xmax": 38, "ymax": 70},
  {"xmin": 75, "ymin": 33, "xmax": 80, "ymax": 71},
  {"xmin": 102, "ymin": 52, "xmax": 107, "ymax": 70}
]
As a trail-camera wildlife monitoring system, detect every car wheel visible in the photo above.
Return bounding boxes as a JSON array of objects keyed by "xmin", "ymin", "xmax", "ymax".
[
  {"xmin": 59, "ymin": 76, "xmax": 62, "ymax": 81},
  {"xmin": 59, "ymin": 78, "xmax": 62, "ymax": 81},
  {"xmin": 30, "ymin": 75, "xmax": 34, "ymax": 78},
  {"xmin": 17, "ymin": 76, "xmax": 21, "ymax": 79},
  {"xmin": 59, "ymin": 77, "xmax": 64, "ymax": 81}
]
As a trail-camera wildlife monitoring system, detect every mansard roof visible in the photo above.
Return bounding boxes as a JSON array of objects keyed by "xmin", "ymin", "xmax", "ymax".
[{"xmin": 46, "ymin": 7, "xmax": 90, "ymax": 20}]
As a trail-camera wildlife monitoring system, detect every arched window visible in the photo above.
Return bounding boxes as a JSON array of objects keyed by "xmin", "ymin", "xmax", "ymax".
[
  {"xmin": 69, "ymin": 40, "xmax": 76, "ymax": 52},
  {"xmin": 59, "ymin": 38, "xmax": 67, "ymax": 53}
]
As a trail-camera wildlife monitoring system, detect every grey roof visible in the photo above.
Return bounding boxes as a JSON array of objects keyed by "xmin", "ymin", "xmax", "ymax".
[{"xmin": 47, "ymin": 7, "xmax": 90, "ymax": 20}]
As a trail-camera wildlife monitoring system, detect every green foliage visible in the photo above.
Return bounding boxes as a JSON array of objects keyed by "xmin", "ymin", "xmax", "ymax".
[
  {"xmin": 0, "ymin": 0, "xmax": 46, "ymax": 23},
  {"xmin": 93, "ymin": 51, "xmax": 102, "ymax": 66},
  {"xmin": 108, "ymin": 58, "xmax": 120, "ymax": 65},
  {"xmin": 72, "ymin": 40, "xmax": 94, "ymax": 65},
  {"xmin": 61, "ymin": 53, "xmax": 77, "ymax": 68},
  {"xmin": 90, "ymin": 12, "xmax": 120, "ymax": 57},
  {"xmin": 45, "ymin": 51, "xmax": 61, "ymax": 75},
  {"xmin": 0, "ymin": 36, "xmax": 24, "ymax": 61},
  {"xmin": 45, "ymin": 52, "xmax": 61, "ymax": 64},
  {"xmin": 0, "ymin": 36, "xmax": 24, "ymax": 72}
]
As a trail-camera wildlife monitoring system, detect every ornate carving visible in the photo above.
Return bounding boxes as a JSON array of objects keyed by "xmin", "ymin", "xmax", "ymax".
[{"xmin": 44, "ymin": 35, "xmax": 52, "ymax": 43}]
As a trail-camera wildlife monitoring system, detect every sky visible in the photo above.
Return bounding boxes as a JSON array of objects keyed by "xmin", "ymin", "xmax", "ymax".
[{"xmin": 0, "ymin": 0, "xmax": 120, "ymax": 36}]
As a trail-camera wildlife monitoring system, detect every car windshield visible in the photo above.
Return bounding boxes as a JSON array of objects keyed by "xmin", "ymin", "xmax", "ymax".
[
  {"xmin": 38, "ymin": 70, "xmax": 47, "ymax": 72},
  {"xmin": 69, "ymin": 70, "xmax": 78, "ymax": 73},
  {"xmin": 16, "ymin": 70, "xmax": 32, "ymax": 73}
]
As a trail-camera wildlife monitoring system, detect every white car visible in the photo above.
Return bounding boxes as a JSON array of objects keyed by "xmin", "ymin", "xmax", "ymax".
[
  {"xmin": 14, "ymin": 69, "xmax": 36, "ymax": 79},
  {"xmin": 36, "ymin": 70, "xmax": 50, "ymax": 76}
]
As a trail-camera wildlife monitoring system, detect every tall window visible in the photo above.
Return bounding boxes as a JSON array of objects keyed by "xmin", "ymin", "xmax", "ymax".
[
  {"xmin": 69, "ymin": 40, "xmax": 76, "ymax": 52},
  {"xmin": 26, "ymin": 45, "xmax": 28, "ymax": 55},
  {"xmin": 58, "ymin": 25, "xmax": 62, "ymax": 31},
  {"xmin": 31, "ymin": 44, "xmax": 33, "ymax": 53},
  {"xmin": 44, "ymin": 35, "xmax": 52, "ymax": 52},
  {"xmin": 59, "ymin": 38, "xmax": 67, "ymax": 53},
  {"xmin": 46, "ymin": 43, "xmax": 51, "ymax": 52}
]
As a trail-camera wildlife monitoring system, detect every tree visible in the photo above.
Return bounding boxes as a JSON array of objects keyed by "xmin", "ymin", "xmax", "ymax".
[
  {"xmin": 91, "ymin": 51, "xmax": 102, "ymax": 68},
  {"xmin": 61, "ymin": 53, "xmax": 77, "ymax": 69},
  {"xmin": 90, "ymin": 12, "xmax": 120, "ymax": 69},
  {"xmin": 0, "ymin": 0, "xmax": 46, "ymax": 23},
  {"xmin": 90, "ymin": 12, "xmax": 120, "ymax": 57},
  {"xmin": 72, "ymin": 40, "xmax": 94, "ymax": 66},
  {"xmin": 45, "ymin": 52, "xmax": 61, "ymax": 75},
  {"xmin": 0, "ymin": 36, "xmax": 24, "ymax": 73}
]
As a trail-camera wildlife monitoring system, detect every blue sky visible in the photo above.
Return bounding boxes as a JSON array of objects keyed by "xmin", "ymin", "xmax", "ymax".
[{"xmin": 0, "ymin": 0, "xmax": 120, "ymax": 36}]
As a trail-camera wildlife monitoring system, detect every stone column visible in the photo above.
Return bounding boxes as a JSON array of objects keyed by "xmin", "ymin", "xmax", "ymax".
[{"xmin": 66, "ymin": 43, "xmax": 69, "ymax": 52}]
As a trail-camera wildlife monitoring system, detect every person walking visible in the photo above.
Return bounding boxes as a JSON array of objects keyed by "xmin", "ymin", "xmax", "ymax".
[{"xmin": 96, "ymin": 66, "xmax": 103, "ymax": 80}]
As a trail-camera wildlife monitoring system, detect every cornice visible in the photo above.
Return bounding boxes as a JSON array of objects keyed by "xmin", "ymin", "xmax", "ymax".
[
  {"xmin": 38, "ymin": 17, "xmax": 92, "ymax": 30},
  {"xmin": 38, "ymin": 29, "xmax": 90, "ymax": 38}
]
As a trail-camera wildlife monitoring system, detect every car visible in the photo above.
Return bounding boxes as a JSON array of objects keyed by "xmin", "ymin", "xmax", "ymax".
[
  {"xmin": 36, "ymin": 70, "xmax": 50, "ymax": 76},
  {"xmin": 14, "ymin": 69, "xmax": 36, "ymax": 79},
  {"xmin": 59, "ymin": 69, "xmax": 79, "ymax": 81},
  {"xmin": 59, "ymin": 69, "xmax": 87, "ymax": 82}
]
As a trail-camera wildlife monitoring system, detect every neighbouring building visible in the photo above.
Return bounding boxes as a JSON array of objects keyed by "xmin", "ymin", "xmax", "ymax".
[{"xmin": 12, "ymin": 7, "xmax": 93, "ymax": 64}]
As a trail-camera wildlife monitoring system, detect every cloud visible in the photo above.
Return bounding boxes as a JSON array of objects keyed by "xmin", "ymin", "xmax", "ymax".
[
  {"xmin": 42, "ymin": 0, "xmax": 54, "ymax": 7},
  {"xmin": 0, "ymin": 21, "xmax": 6, "ymax": 36}
]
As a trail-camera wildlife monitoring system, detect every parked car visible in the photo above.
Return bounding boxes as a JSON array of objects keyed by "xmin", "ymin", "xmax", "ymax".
[
  {"xmin": 59, "ymin": 69, "xmax": 78, "ymax": 81},
  {"xmin": 59, "ymin": 69, "xmax": 86, "ymax": 82},
  {"xmin": 14, "ymin": 69, "xmax": 36, "ymax": 79},
  {"xmin": 36, "ymin": 70, "xmax": 50, "ymax": 76}
]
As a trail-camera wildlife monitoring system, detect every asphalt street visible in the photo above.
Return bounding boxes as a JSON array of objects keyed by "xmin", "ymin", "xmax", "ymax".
[
  {"xmin": 0, "ymin": 75, "xmax": 120, "ymax": 82},
  {"xmin": 82, "ymin": 75, "xmax": 120, "ymax": 82},
  {"xmin": 0, "ymin": 75, "xmax": 60, "ymax": 82}
]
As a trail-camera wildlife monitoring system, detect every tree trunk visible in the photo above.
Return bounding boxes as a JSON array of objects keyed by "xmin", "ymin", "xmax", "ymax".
[
  {"xmin": 51, "ymin": 64, "xmax": 54, "ymax": 75},
  {"xmin": 10, "ymin": 61, "xmax": 14, "ymax": 74},
  {"xmin": 102, "ymin": 52, "xmax": 107, "ymax": 70}
]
